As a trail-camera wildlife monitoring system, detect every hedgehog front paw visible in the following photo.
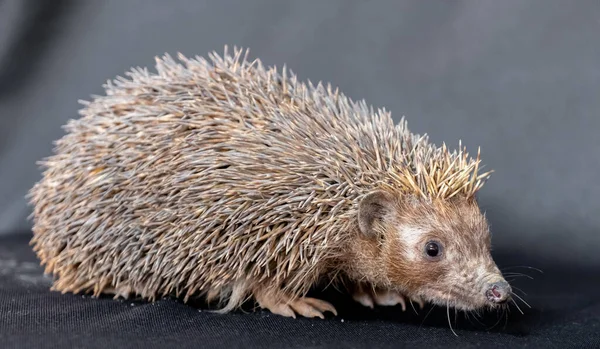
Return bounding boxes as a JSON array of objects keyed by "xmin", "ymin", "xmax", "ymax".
[
  {"xmin": 352, "ymin": 285, "xmax": 406, "ymax": 311},
  {"xmin": 351, "ymin": 283, "xmax": 424, "ymax": 311},
  {"xmin": 254, "ymin": 289, "xmax": 337, "ymax": 319}
]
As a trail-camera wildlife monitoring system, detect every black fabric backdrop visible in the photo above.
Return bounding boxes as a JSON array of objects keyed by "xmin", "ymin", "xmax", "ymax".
[
  {"xmin": 1, "ymin": 1, "xmax": 600, "ymax": 348},
  {"xmin": 1, "ymin": 233, "xmax": 599, "ymax": 348}
]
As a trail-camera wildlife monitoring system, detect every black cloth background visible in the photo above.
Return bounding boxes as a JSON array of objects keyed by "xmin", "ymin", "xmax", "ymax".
[
  {"xmin": 1, "ymin": 1, "xmax": 600, "ymax": 348},
  {"xmin": 1, "ymin": 233, "xmax": 599, "ymax": 348}
]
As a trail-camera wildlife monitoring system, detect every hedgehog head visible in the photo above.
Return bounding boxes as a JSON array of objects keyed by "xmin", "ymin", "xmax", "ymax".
[
  {"xmin": 356, "ymin": 189, "xmax": 509, "ymax": 312},
  {"xmin": 351, "ymin": 139, "xmax": 509, "ymax": 312}
]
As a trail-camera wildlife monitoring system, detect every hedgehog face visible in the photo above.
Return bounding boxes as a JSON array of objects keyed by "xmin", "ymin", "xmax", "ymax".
[{"xmin": 357, "ymin": 190, "xmax": 511, "ymax": 312}]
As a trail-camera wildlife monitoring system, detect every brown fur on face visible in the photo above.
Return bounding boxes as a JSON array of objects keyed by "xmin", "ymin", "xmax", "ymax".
[{"xmin": 350, "ymin": 189, "xmax": 509, "ymax": 312}]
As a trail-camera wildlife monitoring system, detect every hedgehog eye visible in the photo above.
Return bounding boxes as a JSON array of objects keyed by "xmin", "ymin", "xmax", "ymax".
[{"xmin": 424, "ymin": 240, "xmax": 443, "ymax": 260}]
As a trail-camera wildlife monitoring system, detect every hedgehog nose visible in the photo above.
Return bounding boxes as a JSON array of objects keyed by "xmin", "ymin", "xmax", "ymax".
[{"xmin": 485, "ymin": 281, "xmax": 511, "ymax": 304}]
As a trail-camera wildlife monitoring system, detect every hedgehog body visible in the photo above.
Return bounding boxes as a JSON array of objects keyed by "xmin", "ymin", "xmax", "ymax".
[{"xmin": 29, "ymin": 47, "xmax": 504, "ymax": 318}]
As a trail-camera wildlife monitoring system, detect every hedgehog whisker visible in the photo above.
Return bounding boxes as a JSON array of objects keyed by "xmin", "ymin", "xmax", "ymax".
[
  {"xmin": 502, "ymin": 273, "xmax": 534, "ymax": 280},
  {"xmin": 447, "ymin": 287, "xmax": 458, "ymax": 337},
  {"xmin": 485, "ymin": 304, "xmax": 505, "ymax": 331},
  {"xmin": 511, "ymin": 291, "xmax": 531, "ymax": 309},
  {"xmin": 419, "ymin": 305, "xmax": 436, "ymax": 330},
  {"xmin": 454, "ymin": 307, "xmax": 458, "ymax": 329},
  {"xmin": 466, "ymin": 309, "xmax": 485, "ymax": 327},
  {"xmin": 409, "ymin": 299, "xmax": 419, "ymax": 315},
  {"xmin": 501, "ymin": 266, "xmax": 544, "ymax": 274},
  {"xmin": 510, "ymin": 298, "xmax": 524, "ymax": 315},
  {"xmin": 510, "ymin": 285, "xmax": 528, "ymax": 297}
]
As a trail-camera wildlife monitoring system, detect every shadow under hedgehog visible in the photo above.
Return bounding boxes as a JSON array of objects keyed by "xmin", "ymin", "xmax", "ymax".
[{"xmin": 28, "ymin": 46, "xmax": 512, "ymax": 320}]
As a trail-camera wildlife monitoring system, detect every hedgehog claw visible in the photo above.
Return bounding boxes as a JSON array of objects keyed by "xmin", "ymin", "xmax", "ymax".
[
  {"xmin": 352, "ymin": 291, "xmax": 375, "ymax": 309},
  {"xmin": 269, "ymin": 303, "xmax": 296, "ymax": 318},
  {"xmin": 295, "ymin": 297, "xmax": 338, "ymax": 318},
  {"xmin": 255, "ymin": 290, "xmax": 337, "ymax": 319}
]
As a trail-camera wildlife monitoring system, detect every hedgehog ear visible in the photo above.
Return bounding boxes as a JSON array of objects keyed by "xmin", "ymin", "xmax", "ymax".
[{"xmin": 358, "ymin": 190, "xmax": 394, "ymax": 238}]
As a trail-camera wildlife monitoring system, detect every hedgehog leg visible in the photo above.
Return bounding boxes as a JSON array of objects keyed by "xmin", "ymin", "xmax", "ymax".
[
  {"xmin": 351, "ymin": 283, "xmax": 423, "ymax": 311},
  {"xmin": 371, "ymin": 289, "xmax": 407, "ymax": 310},
  {"xmin": 254, "ymin": 288, "xmax": 337, "ymax": 319},
  {"xmin": 351, "ymin": 284, "xmax": 376, "ymax": 309}
]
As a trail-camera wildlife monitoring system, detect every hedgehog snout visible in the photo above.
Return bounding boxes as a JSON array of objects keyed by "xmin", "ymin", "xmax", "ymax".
[
  {"xmin": 485, "ymin": 280, "xmax": 511, "ymax": 304},
  {"xmin": 477, "ymin": 267, "xmax": 512, "ymax": 307}
]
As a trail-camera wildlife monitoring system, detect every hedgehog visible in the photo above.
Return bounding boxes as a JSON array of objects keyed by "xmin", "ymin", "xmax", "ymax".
[{"xmin": 28, "ymin": 46, "xmax": 512, "ymax": 320}]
